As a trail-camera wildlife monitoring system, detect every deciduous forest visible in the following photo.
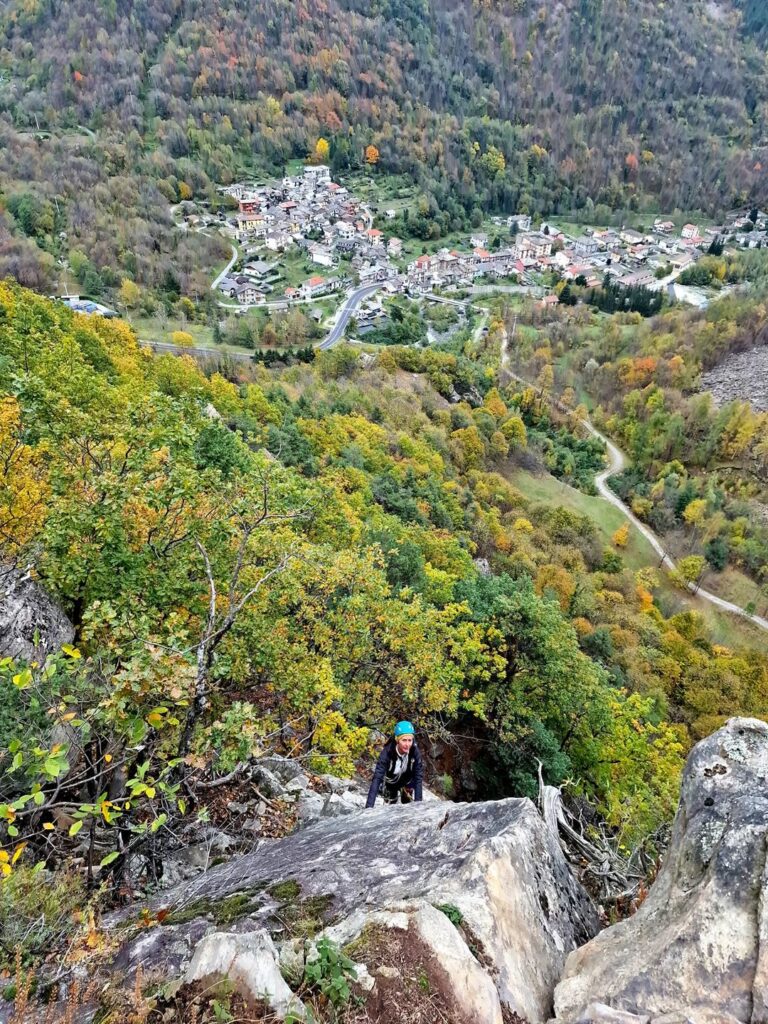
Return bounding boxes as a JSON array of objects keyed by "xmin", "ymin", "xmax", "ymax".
[{"xmin": 0, "ymin": 0, "xmax": 767, "ymax": 298}]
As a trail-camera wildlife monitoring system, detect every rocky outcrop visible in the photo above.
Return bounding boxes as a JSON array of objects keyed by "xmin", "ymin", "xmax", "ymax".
[
  {"xmin": 115, "ymin": 797, "xmax": 599, "ymax": 1023},
  {"xmin": 185, "ymin": 930, "xmax": 308, "ymax": 1020},
  {"xmin": 553, "ymin": 717, "xmax": 768, "ymax": 1024},
  {"xmin": 0, "ymin": 563, "xmax": 74, "ymax": 662}
]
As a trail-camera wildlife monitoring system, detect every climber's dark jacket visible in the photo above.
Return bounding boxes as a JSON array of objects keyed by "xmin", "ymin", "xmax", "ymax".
[{"xmin": 365, "ymin": 738, "xmax": 423, "ymax": 807}]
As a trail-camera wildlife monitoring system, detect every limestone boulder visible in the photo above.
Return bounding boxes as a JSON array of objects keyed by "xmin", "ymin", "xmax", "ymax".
[
  {"xmin": 133, "ymin": 797, "xmax": 598, "ymax": 1022},
  {"xmin": 185, "ymin": 930, "xmax": 307, "ymax": 1020},
  {"xmin": 318, "ymin": 898, "xmax": 503, "ymax": 1022},
  {"xmin": 554, "ymin": 717, "xmax": 768, "ymax": 1023}
]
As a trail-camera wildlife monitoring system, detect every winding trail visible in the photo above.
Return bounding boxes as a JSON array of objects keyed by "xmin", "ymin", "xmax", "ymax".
[{"xmin": 500, "ymin": 330, "xmax": 768, "ymax": 634}]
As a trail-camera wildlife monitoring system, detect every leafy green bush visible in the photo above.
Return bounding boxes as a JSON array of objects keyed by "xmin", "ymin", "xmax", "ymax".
[
  {"xmin": 436, "ymin": 903, "xmax": 463, "ymax": 927},
  {"xmin": 303, "ymin": 938, "xmax": 357, "ymax": 1008},
  {"xmin": 192, "ymin": 701, "xmax": 267, "ymax": 774}
]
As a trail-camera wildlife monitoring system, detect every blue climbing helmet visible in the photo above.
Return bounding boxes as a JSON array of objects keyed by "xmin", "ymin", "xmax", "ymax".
[{"xmin": 394, "ymin": 720, "xmax": 415, "ymax": 738}]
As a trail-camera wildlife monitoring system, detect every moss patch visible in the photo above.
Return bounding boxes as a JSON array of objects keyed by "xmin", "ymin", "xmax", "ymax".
[
  {"xmin": 268, "ymin": 879, "xmax": 301, "ymax": 902},
  {"xmin": 266, "ymin": 880, "xmax": 334, "ymax": 940},
  {"xmin": 163, "ymin": 885, "xmax": 266, "ymax": 927}
]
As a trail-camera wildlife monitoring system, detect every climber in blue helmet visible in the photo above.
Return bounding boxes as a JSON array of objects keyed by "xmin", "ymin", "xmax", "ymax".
[{"xmin": 365, "ymin": 720, "xmax": 423, "ymax": 808}]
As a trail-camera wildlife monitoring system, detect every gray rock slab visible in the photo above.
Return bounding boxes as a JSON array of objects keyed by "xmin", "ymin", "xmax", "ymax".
[
  {"xmin": 555, "ymin": 717, "xmax": 768, "ymax": 1023},
  {"xmin": 135, "ymin": 797, "xmax": 598, "ymax": 1023},
  {"xmin": 186, "ymin": 930, "xmax": 307, "ymax": 1020},
  {"xmin": 0, "ymin": 564, "xmax": 74, "ymax": 662}
]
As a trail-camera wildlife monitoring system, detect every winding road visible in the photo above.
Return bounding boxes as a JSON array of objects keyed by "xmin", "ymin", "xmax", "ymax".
[
  {"xmin": 500, "ymin": 334, "xmax": 768, "ymax": 634},
  {"xmin": 319, "ymin": 284, "xmax": 381, "ymax": 349},
  {"xmin": 211, "ymin": 245, "xmax": 239, "ymax": 292}
]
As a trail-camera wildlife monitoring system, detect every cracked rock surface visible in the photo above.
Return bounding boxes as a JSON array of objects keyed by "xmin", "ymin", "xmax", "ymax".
[
  {"xmin": 554, "ymin": 717, "xmax": 768, "ymax": 1024},
  {"xmin": 128, "ymin": 797, "xmax": 599, "ymax": 1023}
]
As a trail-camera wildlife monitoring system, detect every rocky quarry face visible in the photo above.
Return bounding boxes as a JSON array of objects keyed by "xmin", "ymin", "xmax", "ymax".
[
  {"xmin": 699, "ymin": 345, "xmax": 768, "ymax": 412},
  {"xmin": 21, "ymin": 717, "xmax": 768, "ymax": 1024}
]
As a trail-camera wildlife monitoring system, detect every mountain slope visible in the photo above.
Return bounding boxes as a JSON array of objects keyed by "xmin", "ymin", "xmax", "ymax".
[{"xmin": 0, "ymin": 0, "xmax": 765, "ymax": 299}]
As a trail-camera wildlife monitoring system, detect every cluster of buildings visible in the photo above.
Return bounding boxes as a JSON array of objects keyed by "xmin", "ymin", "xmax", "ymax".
[
  {"xmin": 404, "ymin": 229, "xmax": 552, "ymax": 291},
  {"xmin": 211, "ymin": 164, "xmax": 768, "ymax": 311},
  {"xmin": 218, "ymin": 165, "xmax": 392, "ymax": 304},
  {"xmin": 534, "ymin": 209, "xmax": 768, "ymax": 296},
  {"xmin": 216, "ymin": 167, "xmax": 562, "ymax": 305}
]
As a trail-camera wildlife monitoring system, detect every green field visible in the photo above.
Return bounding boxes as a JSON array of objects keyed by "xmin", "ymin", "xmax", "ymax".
[
  {"xmin": 127, "ymin": 314, "xmax": 253, "ymax": 355},
  {"xmin": 509, "ymin": 466, "xmax": 659, "ymax": 571}
]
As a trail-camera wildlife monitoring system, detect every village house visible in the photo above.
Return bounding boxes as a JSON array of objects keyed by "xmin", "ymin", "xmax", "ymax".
[
  {"xmin": 619, "ymin": 228, "xmax": 644, "ymax": 246},
  {"xmin": 264, "ymin": 228, "xmax": 292, "ymax": 252},
  {"xmin": 654, "ymin": 219, "xmax": 675, "ymax": 234},
  {"xmin": 308, "ymin": 243, "xmax": 335, "ymax": 268},
  {"xmin": 408, "ymin": 253, "xmax": 433, "ymax": 283},
  {"xmin": 299, "ymin": 275, "xmax": 333, "ymax": 299},
  {"xmin": 658, "ymin": 238, "xmax": 679, "ymax": 255},
  {"xmin": 334, "ymin": 220, "xmax": 356, "ymax": 240},
  {"xmin": 358, "ymin": 263, "xmax": 391, "ymax": 284},
  {"xmin": 232, "ymin": 282, "xmax": 264, "ymax": 304},
  {"xmin": 470, "ymin": 232, "xmax": 488, "ymax": 249},
  {"xmin": 563, "ymin": 263, "xmax": 592, "ymax": 282},
  {"xmin": 243, "ymin": 260, "xmax": 278, "ymax": 281},
  {"xmin": 366, "ymin": 228, "xmax": 384, "ymax": 247},
  {"xmin": 303, "ymin": 165, "xmax": 331, "ymax": 186},
  {"xmin": 681, "ymin": 223, "xmax": 699, "ymax": 240},
  {"xmin": 516, "ymin": 233, "xmax": 552, "ymax": 260},
  {"xmin": 623, "ymin": 268, "xmax": 657, "ymax": 288},
  {"xmin": 627, "ymin": 244, "xmax": 651, "ymax": 263},
  {"xmin": 552, "ymin": 251, "xmax": 570, "ymax": 271},
  {"xmin": 470, "ymin": 248, "xmax": 495, "ymax": 273},
  {"xmin": 236, "ymin": 211, "xmax": 266, "ymax": 238},
  {"xmin": 387, "ymin": 237, "xmax": 403, "ymax": 258},
  {"xmin": 573, "ymin": 236, "xmax": 600, "ymax": 257},
  {"xmin": 668, "ymin": 251, "xmax": 697, "ymax": 270}
]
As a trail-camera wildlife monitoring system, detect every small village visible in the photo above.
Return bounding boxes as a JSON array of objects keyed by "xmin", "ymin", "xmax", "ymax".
[
  {"xmin": 206, "ymin": 164, "xmax": 768, "ymax": 329},
  {"xmin": 55, "ymin": 165, "xmax": 768, "ymax": 343}
]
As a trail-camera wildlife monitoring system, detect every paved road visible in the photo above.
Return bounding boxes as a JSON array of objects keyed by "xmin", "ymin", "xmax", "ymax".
[
  {"xmin": 211, "ymin": 245, "xmax": 239, "ymax": 292},
  {"xmin": 319, "ymin": 284, "xmax": 381, "ymax": 349},
  {"xmin": 500, "ymin": 342, "xmax": 768, "ymax": 634},
  {"xmin": 584, "ymin": 420, "xmax": 768, "ymax": 632},
  {"xmin": 472, "ymin": 312, "xmax": 489, "ymax": 343}
]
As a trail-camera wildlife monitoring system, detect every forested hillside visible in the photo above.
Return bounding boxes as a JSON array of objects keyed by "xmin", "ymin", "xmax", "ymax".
[
  {"xmin": 0, "ymin": 0, "xmax": 767, "ymax": 298},
  {"xmin": 2, "ymin": 282, "xmax": 768, "ymax": 897},
  {"xmin": 506, "ymin": 268, "xmax": 768, "ymax": 609}
]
